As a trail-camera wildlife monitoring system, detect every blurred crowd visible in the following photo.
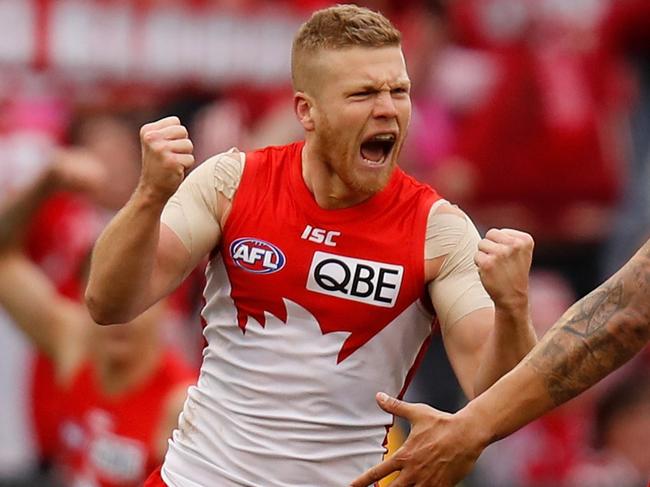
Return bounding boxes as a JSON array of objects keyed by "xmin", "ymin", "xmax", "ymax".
[{"xmin": 0, "ymin": 0, "xmax": 649, "ymax": 486}]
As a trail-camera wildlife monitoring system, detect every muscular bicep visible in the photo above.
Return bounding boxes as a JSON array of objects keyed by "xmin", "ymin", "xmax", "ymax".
[
  {"xmin": 147, "ymin": 224, "xmax": 198, "ymax": 303},
  {"xmin": 152, "ymin": 149, "xmax": 244, "ymax": 302},
  {"xmin": 440, "ymin": 307, "xmax": 494, "ymax": 399},
  {"xmin": 426, "ymin": 204, "xmax": 493, "ymax": 328},
  {"xmin": 425, "ymin": 203, "xmax": 494, "ymax": 398},
  {"xmin": 159, "ymin": 158, "xmax": 222, "ymax": 268}
]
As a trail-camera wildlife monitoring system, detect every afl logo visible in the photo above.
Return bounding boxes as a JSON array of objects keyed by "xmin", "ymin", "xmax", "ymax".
[{"xmin": 230, "ymin": 238, "xmax": 286, "ymax": 274}]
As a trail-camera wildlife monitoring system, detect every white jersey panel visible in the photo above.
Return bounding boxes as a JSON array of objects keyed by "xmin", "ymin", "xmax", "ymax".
[{"xmin": 163, "ymin": 256, "xmax": 432, "ymax": 487}]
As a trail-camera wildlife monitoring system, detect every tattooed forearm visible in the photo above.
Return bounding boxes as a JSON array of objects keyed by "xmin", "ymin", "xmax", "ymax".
[
  {"xmin": 527, "ymin": 245, "xmax": 650, "ymax": 406},
  {"xmin": 562, "ymin": 284, "xmax": 623, "ymax": 339}
]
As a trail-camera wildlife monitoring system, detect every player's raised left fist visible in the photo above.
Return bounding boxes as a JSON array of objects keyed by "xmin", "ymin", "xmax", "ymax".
[
  {"xmin": 138, "ymin": 116, "xmax": 194, "ymax": 203},
  {"xmin": 475, "ymin": 228, "xmax": 534, "ymax": 310}
]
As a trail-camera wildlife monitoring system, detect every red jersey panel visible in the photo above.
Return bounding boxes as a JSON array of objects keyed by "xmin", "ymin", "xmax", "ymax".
[
  {"xmin": 162, "ymin": 142, "xmax": 442, "ymax": 486},
  {"xmin": 223, "ymin": 141, "xmax": 440, "ymax": 361}
]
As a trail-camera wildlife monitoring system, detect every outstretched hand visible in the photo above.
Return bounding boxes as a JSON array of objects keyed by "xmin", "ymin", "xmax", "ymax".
[{"xmin": 349, "ymin": 393, "xmax": 486, "ymax": 487}]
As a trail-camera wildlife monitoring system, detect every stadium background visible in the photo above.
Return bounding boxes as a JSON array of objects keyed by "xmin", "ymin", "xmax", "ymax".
[{"xmin": 0, "ymin": 0, "xmax": 648, "ymax": 486}]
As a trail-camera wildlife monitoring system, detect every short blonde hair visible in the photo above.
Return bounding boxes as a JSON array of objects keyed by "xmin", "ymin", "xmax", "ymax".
[{"xmin": 291, "ymin": 4, "xmax": 401, "ymax": 91}]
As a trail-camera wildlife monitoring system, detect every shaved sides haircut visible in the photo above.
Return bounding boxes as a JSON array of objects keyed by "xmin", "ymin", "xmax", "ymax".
[{"xmin": 291, "ymin": 4, "xmax": 401, "ymax": 92}]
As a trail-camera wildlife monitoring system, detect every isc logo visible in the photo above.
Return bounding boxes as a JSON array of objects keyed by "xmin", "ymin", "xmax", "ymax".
[
  {"xmin": 301, "ymin": 224, "xmax": 340, "ymax": 247},
  {"xmin": 306, "ymin": 251, "xmax": 403, "ymax": 307},
  {"xmin": 230, "ymin": 237, "xmax": 286, "ymax": 274}
]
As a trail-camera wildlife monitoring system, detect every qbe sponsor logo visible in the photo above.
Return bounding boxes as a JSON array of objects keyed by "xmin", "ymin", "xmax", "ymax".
[
  {"xmin": 230, "ymin": 237, "xmax": 286, "ymax": 274},
  {"xmin": 307, "ymin": 251, "xmax": 403, "ymax": 307}
]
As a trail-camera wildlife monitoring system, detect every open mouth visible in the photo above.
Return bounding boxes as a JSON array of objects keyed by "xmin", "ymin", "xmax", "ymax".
[{"xmin": 360, "ymin": 133, "xmax": 396, "ymax": 166}]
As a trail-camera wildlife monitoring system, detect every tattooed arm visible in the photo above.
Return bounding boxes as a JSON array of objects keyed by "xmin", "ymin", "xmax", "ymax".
[
  {"xmin": 350, "ymin": 240, "xmax": 650, "ymax": 487},
  {"xmin": 495, "ymin": 238, "xmax": 650, "ymax": 418}
]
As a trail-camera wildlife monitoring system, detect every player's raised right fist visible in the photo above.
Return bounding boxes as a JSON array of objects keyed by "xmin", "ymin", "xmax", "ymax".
[{"xmin": 138, "ymin": 116, "xmax": 194, "ymax": 202}]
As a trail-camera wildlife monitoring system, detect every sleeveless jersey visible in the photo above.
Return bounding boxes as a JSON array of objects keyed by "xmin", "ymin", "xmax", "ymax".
[
  {"xmin": 56, "ymin": 350, "xmax": 194, "ymax": 487},
  {"xmin": 163, "ymin": 142, "xmax": 441, "ymax": 487}
]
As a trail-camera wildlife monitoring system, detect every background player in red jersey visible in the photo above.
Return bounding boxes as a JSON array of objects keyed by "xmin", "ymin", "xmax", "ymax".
[
  {"xmin": 85, "ymin": 5, "xmax": 537, "ymax": 486},
  {"xmin": 352, "ymin": 237, "xmax": 650, "ymax": 487},
  {"xmin": 0, "ymin": 154, "xmax": 194, "ymax": 487}
]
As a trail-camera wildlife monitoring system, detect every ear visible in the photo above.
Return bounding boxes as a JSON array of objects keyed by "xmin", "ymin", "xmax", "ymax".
[{"xmin": 294, "ymin": 92, "xmax": 315, "ymax": 132}]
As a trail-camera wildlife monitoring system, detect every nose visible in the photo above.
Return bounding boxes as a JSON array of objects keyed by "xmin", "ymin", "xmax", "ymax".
[{"xmin": 372, "ymin": 91, "xmax": 398, "ymax": 119}]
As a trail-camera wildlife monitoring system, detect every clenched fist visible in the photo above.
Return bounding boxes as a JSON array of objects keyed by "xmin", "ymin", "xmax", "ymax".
[
  {"xmin": 138, "ymin": 116, "xmax": 194, "ymax": 202},
  {"xmin": 48, "ymin": 147, "xmax": 107, "ymax": 195},
  {"xmin": 475, "ymin": 228, "xmax": 534, "ymax": 310}
]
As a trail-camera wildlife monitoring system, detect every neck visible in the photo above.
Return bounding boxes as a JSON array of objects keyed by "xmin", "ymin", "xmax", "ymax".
[
  {"xmin": 301, "ymin": 143, "xmax": 374, "ymax": 209},
  {"xmin": 94, "ymin": 342, "xmax": 161, "ymax": 397}
]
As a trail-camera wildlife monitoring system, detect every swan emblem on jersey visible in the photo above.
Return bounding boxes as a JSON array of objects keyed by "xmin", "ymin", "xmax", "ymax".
[
  {"xmin": 206, "ymin": 257, "xmax": 433, "ymax": 365},
  {"xmin": 230, "ymin": 237, "xmax": 286, "ymax": 274}
]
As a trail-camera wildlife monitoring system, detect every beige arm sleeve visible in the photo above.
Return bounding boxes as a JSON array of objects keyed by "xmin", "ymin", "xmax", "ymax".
[
  {"xmin": 426, "ymin": 203, "xmax": 494, "ymax": 329},
  {"xmin": 160, "ymin": 148, "xmax": 245, "ymax": 261}
]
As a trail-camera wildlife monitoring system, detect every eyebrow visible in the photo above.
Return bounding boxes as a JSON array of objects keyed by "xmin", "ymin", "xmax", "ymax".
[{"xmin": 346, "ymin": 78, "xmax": 411, "ymax": 92}]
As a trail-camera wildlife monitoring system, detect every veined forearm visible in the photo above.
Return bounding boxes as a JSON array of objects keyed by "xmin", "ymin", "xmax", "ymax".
[
  {"xmin": 525, "ymin": 245, "xmax": 650, "ymax": 406},
  {"xmin": 86, "ymin": 189, "xmax": 165, "ymax": 324},
  {"xmin": 473, "ymin": 304, "xmax": 537, "ymax": 396},
  {"xmin": 87, "ymin": 116, "xmax": 196, "ymax": 324}
]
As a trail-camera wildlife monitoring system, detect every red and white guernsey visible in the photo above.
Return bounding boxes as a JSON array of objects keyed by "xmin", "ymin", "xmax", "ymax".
[{"xmin": 163, "ymin": 142, "xmax": 441, "ymax": 486}]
